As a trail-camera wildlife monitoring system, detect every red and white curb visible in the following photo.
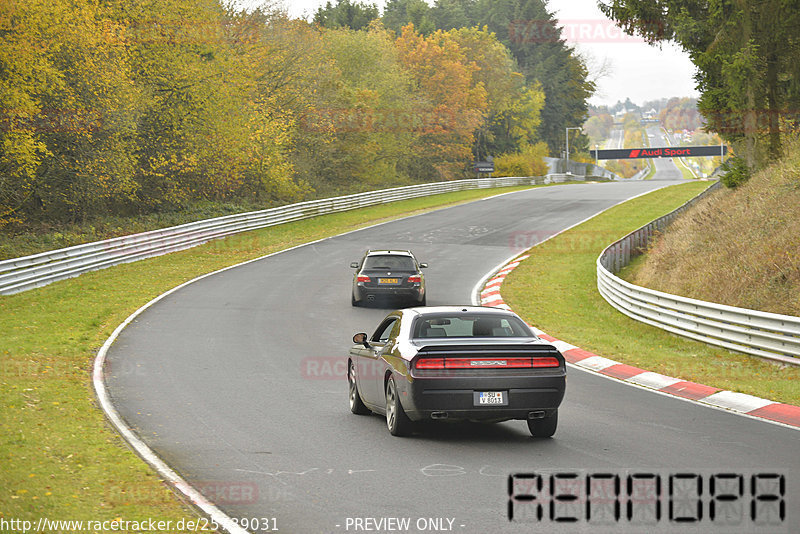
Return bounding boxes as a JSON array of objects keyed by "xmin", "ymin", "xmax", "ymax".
[{"xmin": 479, "ymin": 254, "xmax": 800, "ymax": 430}]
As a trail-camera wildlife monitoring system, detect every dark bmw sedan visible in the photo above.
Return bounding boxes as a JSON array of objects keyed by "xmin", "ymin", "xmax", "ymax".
[
  {"xmin": 347, "ymin": 306, "xmax": 566, "ymax": 437},
  {"xmin": 350, "ymin": 249, "xmax": 427, "ymax": 307}
]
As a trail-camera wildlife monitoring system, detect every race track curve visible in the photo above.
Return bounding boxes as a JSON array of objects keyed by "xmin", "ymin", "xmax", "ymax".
[{"xmin": 106, "ymin": 180, "xmax": 799, "ymax": 533}]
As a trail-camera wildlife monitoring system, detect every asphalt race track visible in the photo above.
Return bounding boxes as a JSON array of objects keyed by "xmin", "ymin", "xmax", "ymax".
[
  {"xmin": 647, "ymin": 127, "xmax": 684, "ymax": 180},
  {"xmin": 106, "ymin": 179, "xmax": 799, "ymax": 533}
]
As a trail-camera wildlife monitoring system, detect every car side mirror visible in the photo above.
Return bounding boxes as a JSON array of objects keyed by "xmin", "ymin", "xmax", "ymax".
[
  {"xmin": 353, "ymin": 332, "xmax": 370, "ymax": 348},
  {"xmin": 350, "ymin": 262, "xmax": 359, "ymax": 269},
  {"xmin": 419, "ymin": 263, "xmax": 428, "ymax": 268}
]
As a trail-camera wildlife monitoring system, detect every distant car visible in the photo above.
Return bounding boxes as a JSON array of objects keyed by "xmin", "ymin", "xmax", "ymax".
[
  {"xmin": 347, "ymin": 306, "xmax": 566, "ymax": 437},
  {"xmin": 350, "ymin": 250, "xmax": 427, "ymax": 307}
]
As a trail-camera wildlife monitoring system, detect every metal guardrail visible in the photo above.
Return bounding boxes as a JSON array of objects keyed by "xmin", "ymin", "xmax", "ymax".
[
  {"xmin": 0, "ymin": 175, "xmax": 586, "ymax": 295},
  {"xmin": 597, "ymin": 180, "xmax": 800, "ymax": 366}
]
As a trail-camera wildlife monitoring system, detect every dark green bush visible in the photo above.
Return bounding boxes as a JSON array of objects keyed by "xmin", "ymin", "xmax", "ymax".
[{"xmin": 720, "ymin": 156, "xmax": 750, "ymax": 187}]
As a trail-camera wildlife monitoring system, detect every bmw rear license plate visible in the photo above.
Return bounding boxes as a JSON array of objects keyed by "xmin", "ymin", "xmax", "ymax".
[
  {"xmin": 475, "ymin": 391, "xmax": 507, "ymax": 406},
  {"xmin": 378, "ymin": 278, "xmax": 399, "ymax": 284}
]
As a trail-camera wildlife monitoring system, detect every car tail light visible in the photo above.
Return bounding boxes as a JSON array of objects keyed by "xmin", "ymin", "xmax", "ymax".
[
  {"xmin": 415, "ymin": 358, "xmax": 445, "ymax": 369},
  {"xmin": 357, "ymin": 275, "xmax": 371, "ymax": 283},
  {"xmin": 415, "ymin": 356, "xmax": 560, "ymax": 369},
  {"xmin": 530, "ymin": 357, "xmax": 560, "ymax": 368},
  {"xmin": 408, "ymin": 275, "xmax": 421, "ymax": 283}
]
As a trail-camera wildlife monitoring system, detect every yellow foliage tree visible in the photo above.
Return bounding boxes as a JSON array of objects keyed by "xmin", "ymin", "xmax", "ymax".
[{"xmin": 395, "ymin": 24, "xmax": 487, "ymax": 179}]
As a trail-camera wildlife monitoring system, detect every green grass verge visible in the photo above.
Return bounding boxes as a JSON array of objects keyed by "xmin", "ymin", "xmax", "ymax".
[
  {"xmin": 0, "ymin": 184, "xmax": 547, "ymax": 526},
  {"xmin": 502, "ymin": 181, "xmax": 800, "ymax": 406},
  {"xmin": 617, "ymin": 252, "xmax": 647, "ymax": 280}
]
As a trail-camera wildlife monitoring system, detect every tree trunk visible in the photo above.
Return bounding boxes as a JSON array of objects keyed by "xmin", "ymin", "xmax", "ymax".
[
  {"xmin": 739, "ymin": 0, "xmax": 757, "ymax": 172},
  {"xmin": 765, "ymin": 51, "xmax": 782, "ymax": 159}
]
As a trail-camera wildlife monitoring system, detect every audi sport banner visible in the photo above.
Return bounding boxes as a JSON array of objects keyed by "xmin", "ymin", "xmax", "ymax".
[{"xmin": 591, "ymin": 145, "xmax": 728, "ymax": 160}]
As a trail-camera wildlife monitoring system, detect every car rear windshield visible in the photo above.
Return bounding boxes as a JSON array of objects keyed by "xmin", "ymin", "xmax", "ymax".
[
  {"xmin": 364, "ymin": 255, "xmax": 416, "ymax": 271},
  {"xmin": 412, "ymin": 314, "xmax": 533, "ymax": 338}
]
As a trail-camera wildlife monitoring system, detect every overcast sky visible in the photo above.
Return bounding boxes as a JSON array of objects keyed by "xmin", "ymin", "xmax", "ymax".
[{"xmin": 265, "ymin": 0, "xmax": 699, "ymax": 107}]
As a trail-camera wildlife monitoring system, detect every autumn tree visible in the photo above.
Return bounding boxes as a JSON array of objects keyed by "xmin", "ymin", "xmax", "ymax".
[
  {"xmin": 445, "ymin": 27, "xmax": 544, "ymax": 160},
  {"xmin": 296, "ymin": 23, "xmax": 420, "ymax": 189},
  {"xmin": 0, "ymin": 0, "xmax": 143, "ymax": 223},
  {"xmin": 395, "ymin": 24, "xmax": 488, "ymax": 178},
  {"xmin": 0, "ymin": 0, "xmax": 309, "ymax": 226},
  {"xmin": 0, "ymin": 0, "xmax": 568, "ymax": 229},
  {"xmin": 0, "ymin": 0, "xmax": 57, "ymax": 225},
  {"xmin": 382, "ymin": 0, "xmax": 596, "ymax": 158},
  {"xmin": 119, "ymin": 0, "xmax": 259, "ymax": 207}
]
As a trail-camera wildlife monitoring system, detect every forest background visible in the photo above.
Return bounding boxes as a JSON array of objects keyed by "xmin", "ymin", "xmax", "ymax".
[{"xmin": 0, "ymin": 0, "xmax": 594, "ymax": 233}]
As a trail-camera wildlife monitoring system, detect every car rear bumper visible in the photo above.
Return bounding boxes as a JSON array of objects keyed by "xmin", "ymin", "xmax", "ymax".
[
  {"xmin": 354, "ymin": 286, "xmax": 423, "ymax": 302},
  {"xmin": 401, "ymin": 373, "xmax": 565, "ymax": 422}
]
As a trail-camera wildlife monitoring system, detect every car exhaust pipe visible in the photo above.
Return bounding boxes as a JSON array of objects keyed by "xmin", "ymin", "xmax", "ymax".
[
  {"xmin": 431, "ymin": 411, "xmax": 449, "ymax": 420},
  {"xmin": 367, "ymin": 295, "xmax": 375, "ymax": 301},
  {"xmin": 528, "ymin": 411, "xmax": 546, "ymax": 419}
]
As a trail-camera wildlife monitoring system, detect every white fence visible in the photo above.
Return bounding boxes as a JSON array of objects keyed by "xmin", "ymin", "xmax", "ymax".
[
  {"xmin": 597, "ymin": 181, "xmax": 800, "ymax": 366},
  {"xmin": 0, "ymin": 175, "xmax": 586, "ymax": 295}
]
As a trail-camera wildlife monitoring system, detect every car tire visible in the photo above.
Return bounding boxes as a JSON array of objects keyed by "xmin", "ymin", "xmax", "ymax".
[
  {"xmin": 351, "ymin": 293, "xmax": 359, "ymax": 307},
  {"xmin": 527, "ymin": 410, "xmax": 558, "ymax": 438},
  {"xmin": 385, "ymin": 376, "xmax": 412, "ymax": 436},
  {"xmin": 348, "ymin": 362, "xmax": 370, "ymax": 415},
  {"xmin": 420, "ymin": 294, "xmax": 426, "ymax": 306}
]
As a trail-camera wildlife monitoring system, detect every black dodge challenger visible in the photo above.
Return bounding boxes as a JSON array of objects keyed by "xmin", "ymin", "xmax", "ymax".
[{"xmin": 348, "ymin": 306, "xmax": 566, "ymax": 437}]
